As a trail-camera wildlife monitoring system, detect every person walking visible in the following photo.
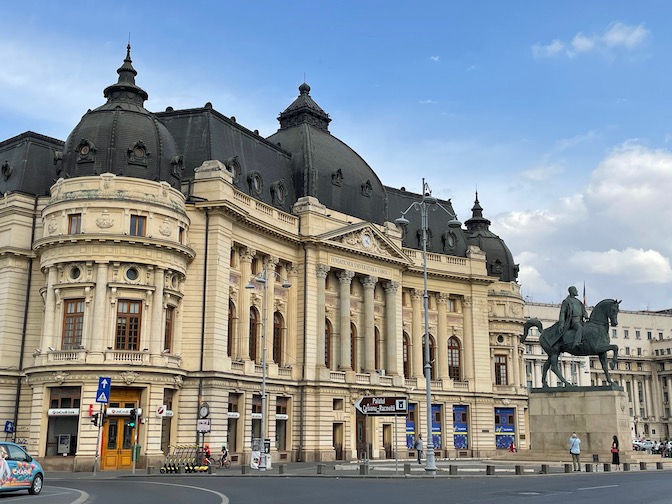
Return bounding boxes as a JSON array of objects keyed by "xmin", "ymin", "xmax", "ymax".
[
  {"xmin": 611, "ymin": 435, "xmax": 620, "ymax": 470},
  {"xmin": 416, "ymin": 434, "xmax": 424, "ymax": 464},
  {"xmin": 569, "ymin": 432, "xmax": 581, "ymax": 471}
]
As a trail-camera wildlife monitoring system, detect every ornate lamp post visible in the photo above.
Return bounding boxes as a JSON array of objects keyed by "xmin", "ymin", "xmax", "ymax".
[
  {"xmin": 395, "ymin": 178, "xmax": 461, "ymax": 474},
  {"xmin": 246, "ymin": 265, "xmax": 291, "ymax": 471}
]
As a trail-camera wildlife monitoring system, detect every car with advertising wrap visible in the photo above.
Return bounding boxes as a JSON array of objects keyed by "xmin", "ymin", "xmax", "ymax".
[{"xmin": 0, "ymin": 442, "xmax": 44, "ymax": 495}]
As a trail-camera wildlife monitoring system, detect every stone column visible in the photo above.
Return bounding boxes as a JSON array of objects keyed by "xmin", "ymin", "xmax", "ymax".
[
  {"xmin": 511, "ymin": 333, "xmax": 520, "ymax": 389},
  {"xmin": 91, "ymin": 262, "xmax": 109, "ymax": 352},
  {"xmin": 462, "ymin": 296, "xmax": 475, "ymax": 383},
  {"xmin": 316, "ymin": 264, "xmax": 330, "ymax": 368},
  {"xmin": 238, "ymin": 248, "xmax": 255, "ymax": 359},
  {"xmin": 42, "ymin": 266, "xmax": 58, "ymax": 350},
  {"xmin": 264, "ymin": 257, "xmax": 278, "ymax": 363},
  {"xmin": 411, "ymin": 289, "xmax": 424, "ymax": 379},
  {"xmin": 362, "ymin": 276, "xmax": 377, "ymax": 373},
  {"xmin": 383, "ymin": 281, "xmax": 399, "ymax": 375},
  {"xmin": 436, "ymin": 293, "xmax": 449, "ymax": 380},
  {"xmin": 285, "ymin": 264, "xmax": 300, "ymax": 369},
  {"xmin": 150, "ymin": 267, "xmax": 165, "ymax": 355},
  {"xmin": 338, "ymin": 270, "xmax": 355, "ymax": 369},
  {"xmin": 645, "ymin": 378, "xmax": 654, "ymax": 419}
]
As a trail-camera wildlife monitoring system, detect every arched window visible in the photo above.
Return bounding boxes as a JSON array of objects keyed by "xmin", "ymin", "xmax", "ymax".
[
  {"xmin": 249, "ymin": 307, "xmax": 260, "ymax": 362},
  {"xmin": 350, "ymin": 322, "xmax": 357, "ymax": 371},
  {"xmin": 228, "ymin": 300, "xmax": 236, "ymax": 357},
  {"xmin": 273, "ymin": 311, "xmax": 284, "ymax": 366},
  {"xmin": 402, "ymin": 332, "xmax": 410, "ymax": 378},
  {"xmin": 448, "ymin": 336, "xmax": 461, "ymax": 381},
  {"xmin": 423, "ymin": 334, "xmax": 436, "ymax": 379},
  {"xmin": 374, "ymin": 327, "xmax": 381, "ymax": 371},
  {"xmin": 325, "ymin": 319, "xmax": 333, "ymax": 368}
]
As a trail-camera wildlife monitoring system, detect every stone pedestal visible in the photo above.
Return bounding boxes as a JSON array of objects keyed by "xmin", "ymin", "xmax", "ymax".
[{"xmin": 529, "ymin": 386, "xmax": 630, "ymax": 455}]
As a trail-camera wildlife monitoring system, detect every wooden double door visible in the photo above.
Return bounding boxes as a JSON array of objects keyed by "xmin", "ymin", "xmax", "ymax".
[{"xmin": 101, "ymin": 389, "xmax": 140, "ymax": 470}]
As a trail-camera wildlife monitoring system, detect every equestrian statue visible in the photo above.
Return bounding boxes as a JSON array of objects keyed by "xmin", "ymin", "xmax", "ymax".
[{"xmin": 521, "ymin": 286, "xmax": 621, "ymax": 387}]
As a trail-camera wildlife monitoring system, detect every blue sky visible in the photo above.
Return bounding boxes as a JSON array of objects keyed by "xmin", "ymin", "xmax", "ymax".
[{"xmin": 2, "ymin": 1, "xmax": 672, "ymax": 310}]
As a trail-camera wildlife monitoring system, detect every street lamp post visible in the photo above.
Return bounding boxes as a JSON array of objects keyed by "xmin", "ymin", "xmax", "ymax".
[
  {"xmin": 395, "ymin": 178, "xmax": 461, "ymax": 475},
  {"xmin": 246, "ymin": 265, "xmax": 291, "ymax": 471}
]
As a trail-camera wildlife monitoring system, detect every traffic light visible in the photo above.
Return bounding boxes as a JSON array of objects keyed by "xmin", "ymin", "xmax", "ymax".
[
  {"xmin": 90, "ymin": 413, "xmax": 99, "ymax": 427},
  {"xmin": 128, "ymin": 408, "xmax": 136, "ymax": 428}
]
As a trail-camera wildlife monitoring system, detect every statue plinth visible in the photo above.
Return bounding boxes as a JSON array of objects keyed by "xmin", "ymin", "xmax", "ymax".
[{"xmin": 529, "ymin": 387, "xmax": 630, "ymax": 455}]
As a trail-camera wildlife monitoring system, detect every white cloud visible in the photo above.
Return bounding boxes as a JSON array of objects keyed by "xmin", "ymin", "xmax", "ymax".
[
  {"xmin": 430, "ymin": 56, "xmax": 440, "ymax": 62},
  {"xmin": 533, "ymin": 22, "xmax": 649, "ymax": 60},
  {"xmin": 569, "ymin": 249, "xmax": 672, "ymax": 284},
  {"xmin": 419, "ymin": 99, "xmax": 438, "ymax": 104},
  {"xmin": 520, "ymin": 164, "xmax": 564, "ymax": 182},
  {"xmin": 532, "ymin": 39, "xmax": 565, "ymax": 59}
]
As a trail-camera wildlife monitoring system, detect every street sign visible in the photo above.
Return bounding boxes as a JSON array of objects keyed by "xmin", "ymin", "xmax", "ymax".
[
  {"xmin": 96, "ymin": 377, "xmax": 111, "ymax": 404},
  {"xmin": 156, "ymin": 405, "xmax": 167, "ymax": 417},
  {"xmin": 3, "ymin": 421, "xmax": 14, "ymax": 433},
  {"xmin": 354, "ymin": 396, "xmax": 408, "ymax": 416},
  {"xmin": 197, "ymin": 418, "xmax": 211, "ymax": 433}
]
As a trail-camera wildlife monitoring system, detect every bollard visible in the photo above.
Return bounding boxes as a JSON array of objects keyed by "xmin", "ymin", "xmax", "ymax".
[
  {"xmin": 279, "ymin": 464, "xmax": 286, "ymax": 474},
  {"xmin": 317, "ymin": 464, "xmax": 325, "ymax": 475},
  {"xmin": 564, "ymin": 463, "xmax": 572, "ymax": 473},
  {"xmin": 639, "ymin": 462, "xmax": 647, "ymax": 471},
  {"xmin": 241, "ymin": 465, "xmax": 249, "ymax": 475},
  {"xmin": 359, "ymin": 463, "xmax": 369, "ymax": 476},
  {"xmin": 146, "ymin": 466, "xmax": 155, "ymax": 475},
  {"xmin": 486, "ymin": 465, "xmax": 495, "ymax": 475},
  {"xmin": 585, "ymin": 463, "xmax": 593, "ymax": 473},
  {"xmin": 403, "ymin": 463, "xmax": 411, "ymax": 475},
  {"xmin": 449, "ymin": 465, "xmax": 457, "ymax": 475},
  {"xmin": 515, "ymin": 465, "xmax": 523, "ymax": 475},
  {"xmin": 623, "ymin": 462, "xmax": 630, "ymax": 471},
  {"xmin": 603, "ymin": 463, "xmax": 611, "ymax": 472},
  {"xmin": 541, "ymin": 464, "xmax": 549, "ymax": 474},
  {"xmin": 656, "ymin": 462, "xmax": 663, "ymax": 470}
]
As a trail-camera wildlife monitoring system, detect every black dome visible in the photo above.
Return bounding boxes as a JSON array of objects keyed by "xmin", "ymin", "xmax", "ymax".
[
  {"xmin": 59, "ymin": 45, "xmax": 182, "ymax": 188},
  {"xmin": 465, "ymin": 193, "xmax": 519, "ymax": 282}
]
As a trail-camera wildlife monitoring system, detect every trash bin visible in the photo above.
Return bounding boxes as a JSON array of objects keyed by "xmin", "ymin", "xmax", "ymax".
[{"xmin": 132, "ymin": 444, "xmax": 141, "ymax": 462}]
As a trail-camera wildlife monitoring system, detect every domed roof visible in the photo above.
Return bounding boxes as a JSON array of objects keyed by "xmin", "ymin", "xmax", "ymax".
[
  {"xmin": 59, "ymin": 45, "xmax": 182, "ymax": 188},
  {"xmin": 267, "ymin": 84, "xmax": 387, "ymax": 224},
  {"xmin": 465, "ymin": 192, "xmax": 519, "ymax": 282}
]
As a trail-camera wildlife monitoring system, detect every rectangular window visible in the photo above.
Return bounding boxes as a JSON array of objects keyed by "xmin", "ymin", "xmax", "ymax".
[
  {"xmin": 494, "ymin": 355, "xmax": 508, "ymax": 385},
  {"xmin": 62, "ymin": 299, "xmax": 85, "ymax": 350},
  {"xmin": 635, "ymin": 330, "xmax": 641, "ymax": 340},
  {"xmin": 116, "ymin": 300, "xmax": 142, "ymax": 350},
  {"xmin": 68, "ymin": 213, "xmax": 82, "ymax": 234},
  {"xmin": 659, "ymin": 332, "xmax": 664, "ymax": 340},
  {"xmin": 129, "ymin": 215, "xmax": 146, "ymax": 237},
  {"xmin": 637, "ymin": 347, "xmax": 642, "ymax": 356},
  {"xmin": 612, "ymin": 329, "xmax": 617, "ymax": 338},
  {"xmin": 164, "ymin": 306, "xmax": 174, "ymax": 352},
  {"xmin": 647, "ymin": 331, "xmax": 653, "ymax": 340},
  {"xmin": 624, "ymin": 329, "xmax": 629, "ymax": 339},
  {"xmin": 637, "ymin": 362, "xmax": 643, "ymax": 371},
  {"xmin": 178, "ymin": 227, "xmax": 184, "ymax": 244},
  {"xmin": 625, "ymin": 347, "xmax": 630, "ymax": 355}
]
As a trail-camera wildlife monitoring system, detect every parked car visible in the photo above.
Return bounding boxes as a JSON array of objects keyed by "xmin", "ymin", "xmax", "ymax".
[
  {"xmin": 0, "ymin": 442, "xmax": 44, "ymax": 495},
  {"xmin": 632, "ymin": 439, "xmax": 654, "ymax": 451}
]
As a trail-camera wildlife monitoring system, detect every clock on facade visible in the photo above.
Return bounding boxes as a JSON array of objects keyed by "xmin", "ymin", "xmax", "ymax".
[
  {"xmin": 361, "ymin": 232, "xmax": 372, "ymax": 249},
  {"xmin": 199, "ymin": 402, "xmax": 210, "ymax": 418}
]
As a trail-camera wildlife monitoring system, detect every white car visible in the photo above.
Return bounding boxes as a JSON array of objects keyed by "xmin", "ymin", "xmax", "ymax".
[{"xmin": 632, "ymin": 439, "xmax": 654, "ymax": 451}]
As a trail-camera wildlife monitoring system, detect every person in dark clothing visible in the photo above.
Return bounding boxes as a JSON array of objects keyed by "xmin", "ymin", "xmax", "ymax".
[{"xmin": 611, "ymin": 435, "xmax": 620, "ymax": 470}]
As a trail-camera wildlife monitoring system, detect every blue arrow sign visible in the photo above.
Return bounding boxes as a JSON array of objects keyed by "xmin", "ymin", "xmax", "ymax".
[{"xmin": 96, "ymin": 377, "xmax": 112, "ymax": 404}]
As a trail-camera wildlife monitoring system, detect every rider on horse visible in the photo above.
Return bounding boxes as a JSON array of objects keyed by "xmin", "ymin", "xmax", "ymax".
[{"xmin": 558, "ymin": 286, "xmax": 589, "ymax": 349}]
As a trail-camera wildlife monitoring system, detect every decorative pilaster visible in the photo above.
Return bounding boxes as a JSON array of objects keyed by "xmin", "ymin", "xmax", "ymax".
[
  {"xmin": 238, "ymin": 247, "xmax": 255, "ymax": 359},
  {"xmin": 411, "ymin": 289, "xmax": 424, "ymax": 379},
  {"xmin": 437, "ymin": 293, "xmax": 449, "ymax": 380},
  {"xmin": 338, "ymin": 270, "xmax": 355, "ymax": 369},
  {"xmin": 91, "ymin": 263, "xmax": 109, "ymax": 352},
  {"xmin": 383, "ymin": 281, "xmax": 399, "ymax": 375},
  {"xmin": 150, "ymin": 267, "xmax": 165, "ymax": 355},
  {"xmin": 264, "ymin": 256, "xmax": 279, "ymax": 363},
  {"xmin": 462, "ymin": 296, "xmax": 475, "ymax": 383},
  {"xmin": 42, "ymin": 266, "xmax": 58, "ymax": 350},
  {"xmin": 362, "ymin": 276, "xmax": 377, "ymax": 373},
  {"xmin": 316, "ymin": 264, "xmax": 330, "ymax": 368}
]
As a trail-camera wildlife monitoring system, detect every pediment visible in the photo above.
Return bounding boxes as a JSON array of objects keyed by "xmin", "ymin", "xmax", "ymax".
[{"xmin": 316, "ymin": 223, "xmax": 410, "ymax": 264}]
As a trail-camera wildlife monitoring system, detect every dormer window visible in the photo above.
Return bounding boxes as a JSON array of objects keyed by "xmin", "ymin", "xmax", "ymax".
[
  {"xmin": 247, "ymin": 171, "xmax": 263, "ymax": 196},
  {"xmin": 270, "ymin": 180, "xmax": 287, "ymax": 207},
  {"xmin": 75, "ymin": 139, "xmax": 96, "ymax": 163},
  {"xmin": 128, "ymin": 141, "xmax": 149, "ymax": 167}
]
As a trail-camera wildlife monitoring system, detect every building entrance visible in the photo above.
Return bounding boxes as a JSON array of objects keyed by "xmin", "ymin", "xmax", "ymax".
[{"xmin": 101, "ymin": 389, "xmax": 141, "ymax": 470}]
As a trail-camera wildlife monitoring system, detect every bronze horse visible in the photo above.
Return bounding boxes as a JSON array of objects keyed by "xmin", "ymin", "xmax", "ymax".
[{"xmin": 522, "ymin": 298, "xmax": 621, "ymax": 387}]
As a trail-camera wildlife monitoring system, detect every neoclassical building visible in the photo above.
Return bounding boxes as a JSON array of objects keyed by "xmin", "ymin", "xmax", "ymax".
[
  {"xmin": 525, "ymin": 302, "xmax": 672, "ymax": 441},
  {"xmin": 0, "ymin": 46, "xmax": 526, "ymax": 470}
]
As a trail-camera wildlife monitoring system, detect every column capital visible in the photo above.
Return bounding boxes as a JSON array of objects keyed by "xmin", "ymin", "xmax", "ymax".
[
  {"xmin": 411, "ymin": 289, "xmax": 424, "ymax": 301},
  {"xmin": 361, "ymin": 276, "xmax": 378, "ymax": 289},
  {"xmin": 338, "ymin": 270, "xmax": 355, "ymax": 284},
  {"xmin": 383, "ymin": 281, "xmax": 399, "ymax": 294},
  {"xmin": 462, "ymin": 295, "xmax": 472, "ymax": 307},
  {"xmin": 263, "ymin": 255, "xmax": 279, "ymax": 270},
  {"xmin": 240, "ymin": 247, "xmax": 256, "ymax": 263},
  {"xmin": 437, "ymin": 293, "xmax": 451, "ymax": 305},
  {"xmin": 316, "ymin": 264, "xmax": 330, "ymax": 279}
]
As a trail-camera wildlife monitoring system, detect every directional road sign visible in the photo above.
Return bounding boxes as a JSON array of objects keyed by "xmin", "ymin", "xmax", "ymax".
[
  {"xmin": 96, "ymin": 376, "xmax": 112, "ymax": 404},
  {"xmin": 354, "ymin": 396, "xmax": 408, "ymax": 416}
]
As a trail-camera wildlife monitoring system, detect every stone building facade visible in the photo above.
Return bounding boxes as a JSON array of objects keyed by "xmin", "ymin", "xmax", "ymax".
[{"xmin": 0, "ymin": 46, "xmax": 526, "ymax": 470}]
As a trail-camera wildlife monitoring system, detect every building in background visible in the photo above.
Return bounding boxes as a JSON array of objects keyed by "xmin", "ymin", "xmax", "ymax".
[
  {"xmin": 0, "ymin": 46, "xmax": 526, "ymax": 470},
  {"xmin": 525, "ymin": 302, "xmax": 672, "ymax": 441}
]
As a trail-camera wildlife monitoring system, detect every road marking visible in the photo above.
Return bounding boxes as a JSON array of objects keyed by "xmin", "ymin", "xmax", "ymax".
[
  {"xmin": 578, "ymin": 485, "xmax": 619, "ymax": 491},
  {"xmin": 49, "ymin": 486, "xmax": 90, "ymax": 504},
  {"xmin": 129, "ymin": 480, "xmax": 229, "ymax": 504}
]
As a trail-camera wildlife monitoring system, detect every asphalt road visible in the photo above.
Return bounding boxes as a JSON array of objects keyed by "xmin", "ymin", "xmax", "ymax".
[{"xmin": 20, "ymin": 470, "xmax": 672, "ymax": 504}]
